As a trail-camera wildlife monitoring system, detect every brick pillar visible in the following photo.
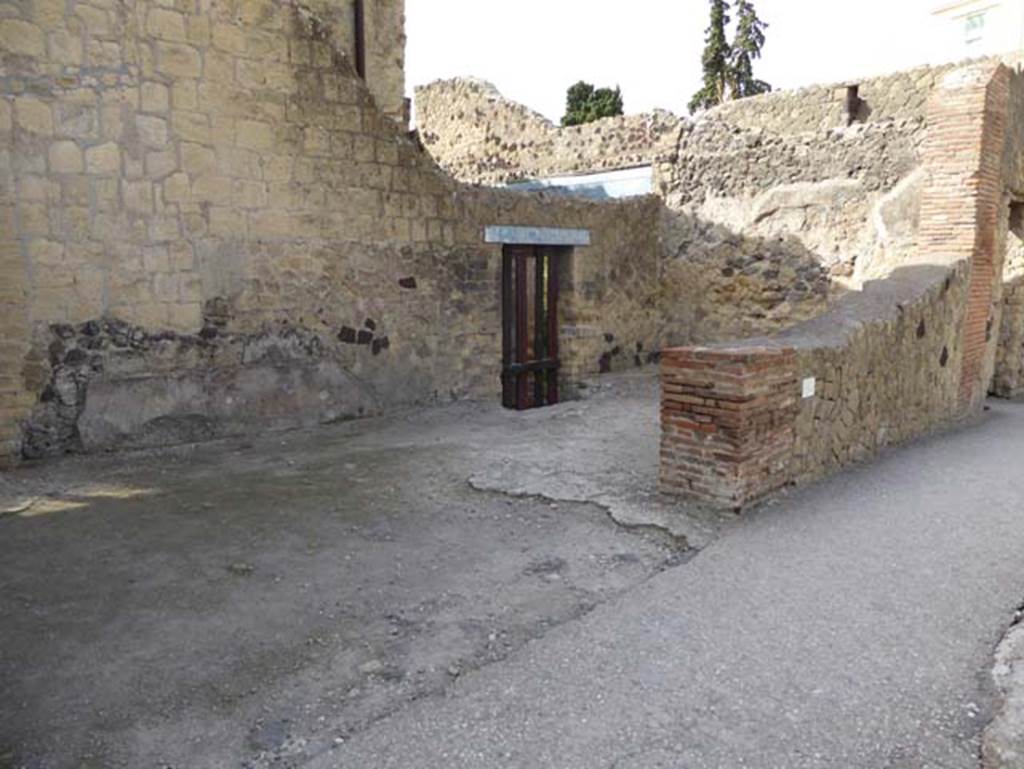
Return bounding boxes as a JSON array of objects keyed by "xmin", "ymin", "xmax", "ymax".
[
  {"xmin": 660, "ymin": 346, "xmax": 799, "ymax": 509},
  {"xmin": 917, "ymin": 63, "xmax": 1011, "ymax": 412}
]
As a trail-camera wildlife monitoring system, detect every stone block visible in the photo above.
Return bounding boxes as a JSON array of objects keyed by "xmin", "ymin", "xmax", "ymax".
[
  {"xmin": 15, "ymin": 97, "xmax": 53, "ymax": 136},
  {"xmin": 212, "ymin": 23, "xmax": 247, "ymax": 54},
  {"xmin": 191, "ymin": 174, "xmax": 232, "ymax": 202},
  {"xmin": 124, "ymin": 180, "xmax": 154, "ymax": 214},
  {"xmin": 48, "ymin": 28, "xmax": 83, "ymax": 66},
  {"xmin": 172, "ymin": 80, "xmax": 199, "ymax": 111},
  {"xmin": 136, "ymin": 114, "xmax": 169, "ymax": 148},
  {"xmin": 147, "ymin": 8, "xmax": 187, "ymax": 41},
  {"xmin": 146, "ymin": 149, "xmax": 178, "ymax": 178},
  {"xmin": 171, "ymin": 110, "xmax": 210, "ymax": 143},
  {"xmin": 141, "ymin": 82, "xmax": 170, "ymax": 114},
  {"xmin": 181, "ymin": 143, "xmax": 216, "ymax": 176},
  {"xmin": 85, "ymin": 142, "xmax": 121, "ymax": 175},
  {"xmin": 209, "ymin": 206, "xmax": 246, "ymax": 237},
  {"xmin": 0, "ymin": 19, "xmax": 45, "ymax": 58},
  {"xmin": 156, "ymin": 42, "xmax": 202, "ymax": 79},
  {"xmin": 31, "ymin": 0, "xmax": 65, "ymax": 25},
  {"xmin": 48, "ymin": 141, "xmax": 83, "ymax": 174},
  {"xmin": 235, "ymin": 119, "xmax": 274, "ymax": 150},
  {"xmin": 54, "ymin": 103, "xmax": 97, "ymax": 139},
  {"xmin": 162, "ymin": 173, "xmax": 191, "ymax": 203},
  {"xmin": 74, "ymin": 5, "xmax": 111, "ymax": 35}
]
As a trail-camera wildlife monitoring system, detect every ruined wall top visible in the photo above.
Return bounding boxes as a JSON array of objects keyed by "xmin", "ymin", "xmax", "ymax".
[
  {"xmin": 293, "ymin": 0, "xmax": 407, "ymax": 124},
  {"xmin": 0, "ymin": 0, "xmax": 407, "ymax": 124},
  {"xmin": 415, "ymin": 77, "xmax": 683, "ymax": 185},
  {"xmin": 414, "ymin": 59, "xmax": 1011, "ymax": 187}
]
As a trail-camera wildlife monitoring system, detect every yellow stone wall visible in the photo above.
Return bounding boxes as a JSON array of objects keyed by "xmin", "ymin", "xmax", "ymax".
[{"xmin": 0, "ymin": 0, "xmax": 661, "ymax": 459}]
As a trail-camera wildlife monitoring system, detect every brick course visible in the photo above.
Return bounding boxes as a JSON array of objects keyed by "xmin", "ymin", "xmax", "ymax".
[{"xmin": 660, "ymin": 347, "xmax": 798, "ymax": 508}]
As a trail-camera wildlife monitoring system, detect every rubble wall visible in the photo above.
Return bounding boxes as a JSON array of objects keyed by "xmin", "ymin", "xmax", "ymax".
[
  {"xmin": 993, "ymin": 68, "xmax": 1024, "ymax": 400},
  {"xmin": 414, "ymin": 71, "xmax": 950, "ymax": 344},
  {"xmin": 660, "ymin": 62, "xmax": 1018, "ymax": 507},
  {"xmin": 415, "ymin": 78, "xmax": 682, "ymax": 185}
]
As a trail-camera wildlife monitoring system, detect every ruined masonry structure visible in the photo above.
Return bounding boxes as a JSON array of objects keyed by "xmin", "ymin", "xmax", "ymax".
[
  {"xmin": 0, "ymin": 0, "xmax": 661, "ymax": 462},
  {"xmin": 3, "ymin": 1, "xmax": 1024, "ymax": 505},
  {"xmin": 418, "ymin": 60, "xmax": 1024, "ymax": 508}
]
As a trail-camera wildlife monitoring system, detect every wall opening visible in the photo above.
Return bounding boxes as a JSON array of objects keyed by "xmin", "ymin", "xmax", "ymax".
[
  {"xmin": 353, "ymin": 0, "xmax": 366, "ymax": 79},
  {"xmin": 501, "ymin": 245, "xmax": 564, "ymax": 410},
  {"xmin": 844, "ymin": 84, "xmax": 863, "ymax": 126}
]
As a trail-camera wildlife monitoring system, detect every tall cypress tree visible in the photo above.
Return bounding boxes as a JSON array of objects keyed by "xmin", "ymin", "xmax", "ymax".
[
  {"xmin": 730, "ymin": 0, "xmax": 771, "ymax": 99},
  {"xmin": 688, "ymin": 0, "xmax": 772, "ymax": 113},
  {"xmin": 688, "ymin": 0, "xmax": 731, "ymax": 114}
]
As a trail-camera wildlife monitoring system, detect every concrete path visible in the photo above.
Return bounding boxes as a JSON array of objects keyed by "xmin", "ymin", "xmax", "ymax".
[{"xmin": 316, "ymin": 400, "xmax": 1024, "ymax": 769}]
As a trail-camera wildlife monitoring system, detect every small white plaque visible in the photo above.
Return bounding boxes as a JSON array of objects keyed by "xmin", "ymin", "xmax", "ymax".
[{"xmin": 802, "ymin": 377, "xmax": 816, "ymax": 399}]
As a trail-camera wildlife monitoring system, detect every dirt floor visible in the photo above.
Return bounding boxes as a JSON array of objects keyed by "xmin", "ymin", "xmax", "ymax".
[{"xmin": 0, "ymin": 370, "xmax": 717, "ymax": 769}]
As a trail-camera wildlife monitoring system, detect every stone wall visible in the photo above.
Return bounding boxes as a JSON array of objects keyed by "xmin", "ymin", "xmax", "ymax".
[
  {"xmin": 655, "ymin": 115, "xmax": 927, "ymax": 342},
  {"xmin": 993, "ymin": 68, "xmax": 1024, "ymax": 399},
  {"xmin": 660, "ymin": 62, "xmax": 1019, "ymax": 508},
  {"xmin": 703, "ymin": 63, "xmax": 967, "ymax": 136},
  {"xmin": 994, "ymin": 207, "xmax": 1024, "ymax": 397},
  {"xmin": 414, "ymin": 71, "xmax": 946, "ymax": 344},
  {"xmin": 0, "ymin": 0, "xmax": 661, "ymax": 461},
  {"xmin": 415, "ymin": 78, "xmax": 682, "ymax": 186}
]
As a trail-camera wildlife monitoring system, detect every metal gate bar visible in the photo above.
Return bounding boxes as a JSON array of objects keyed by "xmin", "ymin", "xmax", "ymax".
[{"xmin": 501, "ymin": 245, "xmax": 561, "ymax": 410}]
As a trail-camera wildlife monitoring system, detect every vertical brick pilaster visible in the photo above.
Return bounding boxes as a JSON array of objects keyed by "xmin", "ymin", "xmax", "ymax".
[
  {"xmin": 660, "ymin": 346, "xmax": 799, "ymax": 509},
  {"xmin": 918, "ymin": 63, "xmax": 1011, "ymax": 412}
]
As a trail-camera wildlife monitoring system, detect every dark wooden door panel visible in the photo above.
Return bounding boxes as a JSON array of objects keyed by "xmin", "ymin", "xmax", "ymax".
[{"xmin": 501, "ymin": 245, "xmax": 560, "ymax": 410}]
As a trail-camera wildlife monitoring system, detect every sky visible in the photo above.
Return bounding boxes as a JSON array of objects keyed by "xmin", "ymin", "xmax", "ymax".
[{"xmin": 406, "ymin": 0, "xmax": 949, "ymax": 123}]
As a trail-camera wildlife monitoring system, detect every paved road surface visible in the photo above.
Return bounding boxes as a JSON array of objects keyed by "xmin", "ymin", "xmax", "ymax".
[{"xmin": 317, "ymin": 401, "xmax": 1024, "ymax": 769}]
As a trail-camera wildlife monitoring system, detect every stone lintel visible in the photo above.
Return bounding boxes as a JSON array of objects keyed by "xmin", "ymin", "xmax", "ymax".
[{"xmin": 483, "ymin": 226, "xmax": 591, "ymax": 247}]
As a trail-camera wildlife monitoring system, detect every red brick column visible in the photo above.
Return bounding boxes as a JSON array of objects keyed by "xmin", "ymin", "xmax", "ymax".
[
  {"xmin": 660, "ymin": 346, "xmax": 799, "ymax": 509},
  {"xmin": 917, "ymin": 63, "xmax": 1010, "ymax": 412}
]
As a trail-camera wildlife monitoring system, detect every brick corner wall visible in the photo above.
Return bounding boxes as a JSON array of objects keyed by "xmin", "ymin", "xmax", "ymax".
[
  {"xmin": 916, "ymin": 62, "xmax": 1012, "ymax": 413},
  {"xmin": 659, "ymin": 346, "xmax": 799, "ymax": 509}
]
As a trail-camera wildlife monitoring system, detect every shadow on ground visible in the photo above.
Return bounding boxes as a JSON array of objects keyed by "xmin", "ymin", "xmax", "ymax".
[{"xmin": 0, "ymin": 369, "xmax": 713, "ymax": 769}]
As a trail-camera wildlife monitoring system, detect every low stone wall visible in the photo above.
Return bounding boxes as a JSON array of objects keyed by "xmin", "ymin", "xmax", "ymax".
[
  {"xmin": 660, "ymin": 62, "xmax": 1017, "ymax": 508},
  {"xmin": 659, "ymin": 262, "xmax": 969, "ymax": 507}
]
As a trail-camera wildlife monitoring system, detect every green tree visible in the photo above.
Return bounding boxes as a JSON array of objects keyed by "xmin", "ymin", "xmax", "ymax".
[
  {"xmin": 688, "ymin": 0, "xmax": 772, "ymax": 113},
  {"xmin": 688, "ymin": 0, "xmax": 732, "ymax": 114},
  {"xmin": 562, "ymin": 81, "xmax": 624, "ymax": 126},
  {"xmin": 729, "ymin": 0, "xmax": 771, "ymax": 99}
]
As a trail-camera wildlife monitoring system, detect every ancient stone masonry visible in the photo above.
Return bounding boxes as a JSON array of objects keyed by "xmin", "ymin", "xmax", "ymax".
[
  {"xmin": 0, "ymin": 0, "xmax": 662, "ymax": 461},
  {"xmin": 993, "ymin": 70, "xmax": 1024, "ymax": 400},
  {"xmin": 4, "ymin": 0, "xmax": 1024, "ymax": 472},
  {"xmin": 704, "ymin": 62, "xmax": 967, "ymax": 135},
  {"xmin": 660, "ymin": 61, "xmax": 1022, "ymax": 508},
  {"xmin": 415, "ymin": 78, "xmax": 683, "ymax": 186},
  {"xmin": 415, "ymin": 72, "xmax": 954, "ymax": 344}
]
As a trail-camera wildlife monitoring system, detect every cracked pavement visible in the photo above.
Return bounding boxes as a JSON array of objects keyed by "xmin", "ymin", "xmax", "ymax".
[{"xmin": 3, "ymin": 370, "xmax": 1024, "ymax": 768}]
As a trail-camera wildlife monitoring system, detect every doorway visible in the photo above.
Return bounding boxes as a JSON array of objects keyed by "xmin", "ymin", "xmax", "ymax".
[{"xmin": 501, "ymin": 245, "xmax": 562, "ymax": 410}]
